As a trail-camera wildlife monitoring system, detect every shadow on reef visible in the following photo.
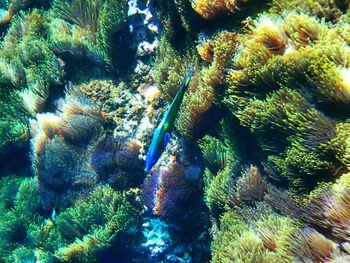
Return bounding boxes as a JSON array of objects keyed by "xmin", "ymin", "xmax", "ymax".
[{"xmin": 0, "ymin": 143, "xmax": 32, "ymax": 177}]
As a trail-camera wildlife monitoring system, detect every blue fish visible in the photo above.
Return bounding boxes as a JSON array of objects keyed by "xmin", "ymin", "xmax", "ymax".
[{"xmin": 145, "ymin": 64, "xmax": 195, "ymax": 173}]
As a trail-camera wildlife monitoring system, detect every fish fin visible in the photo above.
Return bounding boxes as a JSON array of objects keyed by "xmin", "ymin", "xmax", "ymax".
[{"xmin": 163, "ymin": 132, "xmax": 171, "ymax": 148}]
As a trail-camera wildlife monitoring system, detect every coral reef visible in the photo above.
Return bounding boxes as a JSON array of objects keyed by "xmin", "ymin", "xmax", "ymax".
[
  {"xmin": 31, "ymin": 88, "xmax": 145, "ymax": 210},
  {"xmin": 2, "ymin": 0, "xmax": 350, "ymax": 262},
  {"xmin": 191, "ymin": 0, "xmax": 250, "ymax": 20},
  {"xmin": 154, "ymin": 0, "xmax": 203, "ymax": 37},
  {"xmin": 51, "ymin": 186, "xmax": 141, "ymax": 262},
  {"xmin": 211, "ymin": 212, "xmax": 299, "ymax": 262},
  {"xmin": 0, "ymin": 9, "xmax": 64, "ymax": 155},
  {"xmin": 0, "ymin": 177, "xmax": 142, "ymax": 262},
  {"xmin": 91, "ymin": 135, "xmax": 144, "ymax": 190},
  {"xmin": 0, "ymin": 91, "xmax": 29, "ymax": 153},
  {"xmin": 224, "ymin": 10, "xmax": 350, "ymax": 199},
  {"xmin": 50, "ymin": 0, "xmax": 131, "ymax": 72},
  {"xmin": 143, "ymin": 162, "xmax": 195, "ymax": 219},
  {"xmin": 1, "ymin": 10, "xmax": 65, "ymax": 115},
  {"xmin": 153, "ymin": 30, "xmax": 237, "ymax": 140},
  {"xmin": 0, "ymin": 176, "xmax": 41, "ymax": 262},
  {"xmin": 0, "ymin": 0, "xmax": 49, "ymax": 27}
]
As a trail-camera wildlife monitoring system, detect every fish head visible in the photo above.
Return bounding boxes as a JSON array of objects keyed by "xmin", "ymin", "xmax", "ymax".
[{"xmin": 145, "ymin": 144, "xmax": 161, "ymax": 173}]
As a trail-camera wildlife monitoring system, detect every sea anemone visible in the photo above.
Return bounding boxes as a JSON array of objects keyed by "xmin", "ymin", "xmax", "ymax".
[
  {"xmin": 51, "ymin": 0, "xmax": 130, "ymax": 71},
  {"xmin": 290, "ymin": 227, "xmax": 338, "ymax": 262},
  {"xmin": 52, "ymin": 186, "xmax": 141, "ymax": 262},
  {"xmin": 191, "ymin": 0, "xmax": 248, "ymax": 20},
  {"xmin": 198, "ymin": 135, "xmax": 235, "ymax": 174},
  {"xmin": 31, "ymin": 90, "xmax": 105, "ymax": 210},
  {"xmin": 91, "ymin": 135, "xmax": 145, "ymax": 190},
  {"xmin": 211, "ymin": 211, "xmax": 299, "ymax": 262},
  {"xmin": 235, "ymin": 166, "xmax": 267, "ymax": 204},
  {"xmin": 142, "ymin": 162, "xmax": 195, "ymax": 221}
]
